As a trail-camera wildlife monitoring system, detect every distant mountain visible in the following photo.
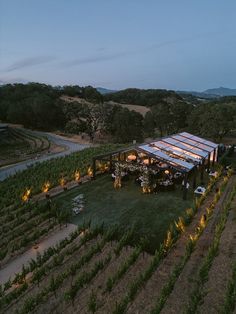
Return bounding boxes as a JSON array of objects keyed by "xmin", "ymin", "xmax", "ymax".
[
  {"xmin": 177, "ymin": 87, "xmax": 236, "ymax": 100},
  {"xmin": 96, "ymin": 87, "xmax": 118, "ymax": 95},
  {"xmin": 203, "ymin": 87, "xmax": 236, "ymax": 97},
  {"xmin": 177, "ymin": 90, "xmax": 218, "ymax": 100}
]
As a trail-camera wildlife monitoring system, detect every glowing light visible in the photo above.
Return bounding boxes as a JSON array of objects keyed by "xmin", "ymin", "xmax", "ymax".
[
  {"xmin": 114, "ymin": 176, "xmax": 121, "ymax": 189},
  {"xmin": 59, "ymin": 177, "xmax": 66, "ymax": 187},
  {"xmin": 87, "ymin": 167, "xmax": 93, "ymax": 177},
  {"xmin": 165, "ymin": 170, "xmax": 170, "ymax": 175},
  {"xmin": 142, "ymin": 186, "xmax": 151, "ymax": 194},
  {"xmin": 143, "ymin": 159, "xmax": 149, "ymax": 165},
  {"xmin": 42, "ymin": 181, "xmax": 50, "ymax": 193},
  {"xmin": 199, "ymin": 215, "xmax": 206, "ymax": 229},
  {"xmin": 127, "ymin": 154, "xmax": 136, "ymax": 161},
  {"xmin": 175, "ymin": 217, "xmax": 185, "ymax": 233},
  {"xmin": 189, "ymin": 234, "xmax": 198, "ymax": 243},
  {"xmin": 75, "ymin": 170, "xmax": 80, "ymax": 181},
  {"xmin": 164, "ymin": 230, "xmax": 173, "ymax": 250},
  {"xmin": 22, "ymin": 188, "xmax": 31, "ymax": 202}
]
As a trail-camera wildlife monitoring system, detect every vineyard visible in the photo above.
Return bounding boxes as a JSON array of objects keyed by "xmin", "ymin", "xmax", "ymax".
[
  {"xmin": 0, "ymin": 144, "xmax": 122, "ymax": 207},
  {"xmin": 0, "ymin": 127, "xmax": 51, "ymax": 166},
  {"xmin": 0, "ymin": 165, "xmax": 235, "ymax": 313},
  {"xmin": 0, "ymin": 144, "xmax": 121, "ymax": 266}
]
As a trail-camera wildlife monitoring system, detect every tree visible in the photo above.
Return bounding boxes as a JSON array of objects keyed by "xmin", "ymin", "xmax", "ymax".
[
  {"xmin": 111, "ymin": 108, "xmax": 143, "ymax": 143},
  {"xmin": 143, "ymin": 111, "xmax": 155, "ymax": 137},
  {"xmin": 187, "ymin": 103, "xmax": 236, "ymax": 141}
]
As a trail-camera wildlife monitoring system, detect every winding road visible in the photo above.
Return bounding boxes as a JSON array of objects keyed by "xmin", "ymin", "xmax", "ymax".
[{"xmin": 0, "ymin": 130, "xmax": 90, "ymax": 181}]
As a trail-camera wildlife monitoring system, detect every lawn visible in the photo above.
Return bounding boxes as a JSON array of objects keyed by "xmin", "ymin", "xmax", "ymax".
[{"xmin": 55, "ymin": 174, "xmax": 195, "ymax": 250}]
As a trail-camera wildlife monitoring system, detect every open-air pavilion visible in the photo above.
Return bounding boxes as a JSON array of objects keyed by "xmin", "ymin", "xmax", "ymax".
[{"xmin": 91, "ymin": 132, "xmax": 219, "ymax": 199}]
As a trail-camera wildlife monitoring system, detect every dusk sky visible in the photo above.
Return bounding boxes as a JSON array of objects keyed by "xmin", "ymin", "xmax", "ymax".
[{"xmin": 1, "ymin": 0, "xmax": 236, "ymax": 91}]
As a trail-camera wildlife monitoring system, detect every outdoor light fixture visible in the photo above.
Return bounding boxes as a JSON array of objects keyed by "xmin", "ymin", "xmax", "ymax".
[
  {"xmin": 165, "ymin": 170, "xmax": 170, "ymax": 175},
  {"xmin": 22, "ymin": 188, "xmax": 31, "ymax": 202},
  {"xmin": 87, "ymin": 167, "xmax": 93, "ymax": 177},
  {"xmin": 59, "ymin": 177, "xmax": 66, "ymax": 187},
  {"xmin": 42, "ymin": 181, "xmax": 50, "ymax": 193},
  {"xmin": 75, "ymin": 170, "xmax": 80, "ymax": 181}
]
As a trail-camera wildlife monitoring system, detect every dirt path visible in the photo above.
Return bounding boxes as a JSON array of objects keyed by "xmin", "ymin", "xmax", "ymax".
[
  {"xmin": 4, "ymin": 236, "xmax": 101, "ymax": 314},
  {"xmin": 160, "ymin": 176, "xmax": 235, "ymax": 314},
  {"xmin": 198, "ymin": 195, "xmax": 236, "ymax": 314},
  {"xmin": 126, "ymin": 180, "xmax": 221, "ymax": 314},
  {"xmin": 0, "ymin": 223, "xmax": 77, "ymax": 284}
]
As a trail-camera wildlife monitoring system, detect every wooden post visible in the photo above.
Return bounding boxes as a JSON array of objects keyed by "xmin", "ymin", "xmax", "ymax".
[
  {"xmin": 92, "ymin": 158, "xmax": 96, "ymax": 179},
  {"xmin": 118, "ymin": 152, "xmax": 121, "ymax": 161},
  {"xmin": 207, "ymin": 153, "xmax": 210, "ymax": 173},
  {"xmin": 200, "ymin": 159, "xmax": 205, "ymax": 185},
  {"xmin": 109, "ymin": 154, "xmax": 113, "ymax": 172},
  {"xmin": 148, "ymin": 157, "xmax": 151, "ymax": 165},
  {"xmin": 212, "ymin": 149, "xmax": 216, "ymax": 168},
  {"xmin": 193, "ymin": 169, "xmax": 197, "ymax": 189},
  {"xmin": 183, "ymin": 173, "xmax": 188, "ymax": 200}
]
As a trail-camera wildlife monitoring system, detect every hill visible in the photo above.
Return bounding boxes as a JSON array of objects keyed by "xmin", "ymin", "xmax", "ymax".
[
  {"xmin": 104, "ymin": 88, "xmax": 183, "ymax": 107},
  {"xmin": 203, "ymin": 87, "xmax": 236, "ymax": 97},
  {"xmin": 96, "ymin": 87, "xmax": 118, "ymax": 95},
  {"xmin": 177, "ymin": 87, "xmax": 236, "ymax": 100}
]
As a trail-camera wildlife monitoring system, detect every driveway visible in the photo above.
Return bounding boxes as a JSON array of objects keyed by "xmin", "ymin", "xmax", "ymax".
[
  {"xmin": 0, "ymin": 130, "xmax": 90, "ymax": 181},
  {"xmin": 0, "ymin": 223, "xmax": 78, "ymax": 284}
]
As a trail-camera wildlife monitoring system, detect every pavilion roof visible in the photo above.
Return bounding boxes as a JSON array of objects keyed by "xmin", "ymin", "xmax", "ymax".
[{"xmin": 138, "ymin": 132, "xmax": 218, "ymax": 173}]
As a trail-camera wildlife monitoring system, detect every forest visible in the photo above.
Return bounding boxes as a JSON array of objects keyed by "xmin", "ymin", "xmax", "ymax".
[{"xmin": 0, "ymin": 83, "xmax": 235, "ymax": 143}]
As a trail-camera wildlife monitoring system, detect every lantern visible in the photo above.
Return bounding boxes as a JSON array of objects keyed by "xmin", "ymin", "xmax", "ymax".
[{"xmin": 165, "ymin": 170, "xmax": 170, "ymax": 175}]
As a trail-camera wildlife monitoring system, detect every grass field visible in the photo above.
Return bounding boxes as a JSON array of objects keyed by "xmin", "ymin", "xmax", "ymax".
[{"xmin": 55, "ymin": 174, "xmax": 194, "ymax": 248}]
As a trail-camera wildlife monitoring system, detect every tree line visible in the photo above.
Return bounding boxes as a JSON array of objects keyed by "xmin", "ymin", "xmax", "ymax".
[{"xmin": 0, "ymin": 83, "xmax": 235, "ymax": 143}]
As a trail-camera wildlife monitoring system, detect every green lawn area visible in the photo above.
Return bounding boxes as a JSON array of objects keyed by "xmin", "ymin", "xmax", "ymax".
[{"xmin": 55, "ymin": 174, "xmax": 195, "ymax": 250}]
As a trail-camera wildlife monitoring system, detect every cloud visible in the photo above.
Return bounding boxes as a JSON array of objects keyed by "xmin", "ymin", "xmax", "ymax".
[
  {"xmin": 5, "ymin": 56, "xmax": 56, "ymax": 72},
  {"xmin": 62, "ymin": 32, "xmax": 216, "ymax": 68},
  {"xmin": 62, "ymin": 51, "xmax": 130, "ymax": 67}
]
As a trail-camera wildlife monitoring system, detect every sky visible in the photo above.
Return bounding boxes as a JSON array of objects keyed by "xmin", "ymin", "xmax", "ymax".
[{"xmin": 0, "ymin": 0, "xmax": 236, "ymax": 91}]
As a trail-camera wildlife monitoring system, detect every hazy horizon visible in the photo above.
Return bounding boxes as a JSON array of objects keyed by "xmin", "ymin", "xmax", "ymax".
[{"xmin": 1, "ymin": 0, "xmax": 236, "ymax": 91}]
